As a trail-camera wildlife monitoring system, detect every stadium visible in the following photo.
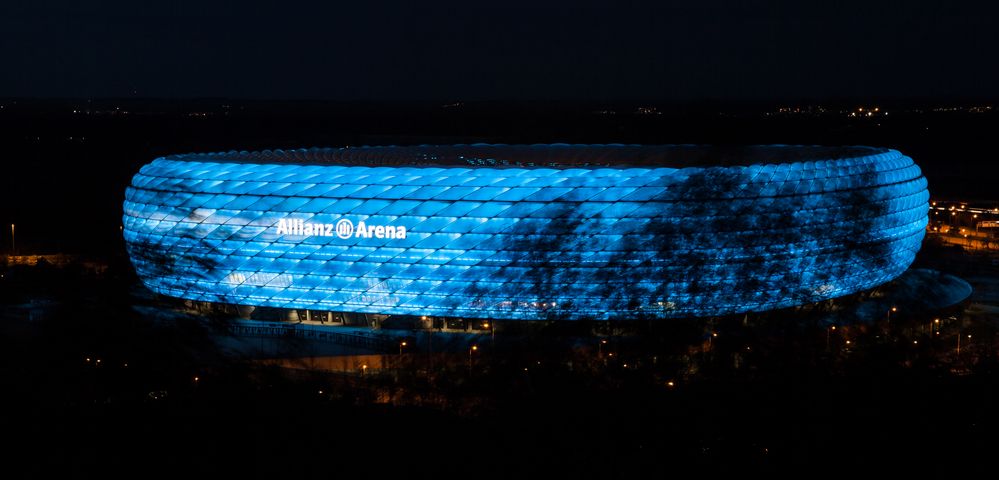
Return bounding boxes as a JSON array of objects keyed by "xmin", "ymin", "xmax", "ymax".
[{"xmin": 122, "ymin": 145, "xmax": 928, "ymax": 326}]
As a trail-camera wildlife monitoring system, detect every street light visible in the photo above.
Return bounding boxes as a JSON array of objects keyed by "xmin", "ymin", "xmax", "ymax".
[
  {"xmin": 468, "ymin": 344, "xmax": 478, "ymax": 371},
  {"xmin": 399, "ymin": 341, "xmax": 407, "ymax": 355},
  {"xmin": 9, "ymin": 224, "xmax": 14, "ymax": 255},
  {"xmin": 483, "ymin": 321, "xmax": 495, "ymax": 345},
  {"xmin": 958, "ymin": 334, "xmax": 972, "ymax": 355}
]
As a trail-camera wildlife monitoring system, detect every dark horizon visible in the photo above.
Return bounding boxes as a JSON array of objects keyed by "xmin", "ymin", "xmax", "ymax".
[{"xmin": 2, "ymin": 96, "xmax": 997, "ymax": 106}]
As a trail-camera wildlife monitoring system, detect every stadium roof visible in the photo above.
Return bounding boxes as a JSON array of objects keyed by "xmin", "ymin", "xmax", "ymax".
[{"xmin": 163, "ymin": 144, "xmax": 889, "ymax": 169}]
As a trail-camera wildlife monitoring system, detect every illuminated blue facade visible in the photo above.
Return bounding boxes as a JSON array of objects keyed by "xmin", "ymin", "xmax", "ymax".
[{"xmin": 122, "ymin": 145, "xmax": 928, "ymax": 320}]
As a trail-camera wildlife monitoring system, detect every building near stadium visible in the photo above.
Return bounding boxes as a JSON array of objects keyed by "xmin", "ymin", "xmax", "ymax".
[{"xmin": 122, "ymin": 145, "xmax": 928, "ymax": 325}]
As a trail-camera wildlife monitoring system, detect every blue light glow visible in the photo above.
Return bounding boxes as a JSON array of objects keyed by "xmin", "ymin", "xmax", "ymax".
[{"xmin": 122, "ymin": 146, "xmax": 928, "ymax": 320}]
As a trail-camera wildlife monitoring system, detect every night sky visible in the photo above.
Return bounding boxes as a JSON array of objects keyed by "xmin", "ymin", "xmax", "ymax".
[{"xmin": 2, "ymin": 0, "xmax": 998, "ymax": 101}]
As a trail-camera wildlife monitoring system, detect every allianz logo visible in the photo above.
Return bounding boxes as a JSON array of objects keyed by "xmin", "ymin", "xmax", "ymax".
[{"xmin": 276, "ymin": 218, "xmax": 407, "ymax": 240}]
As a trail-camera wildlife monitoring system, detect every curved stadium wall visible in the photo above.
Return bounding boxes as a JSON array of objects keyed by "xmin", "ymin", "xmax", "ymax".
[{"xmin": 122, "ymin": 145, "xmax": 928, "ymax": 320}]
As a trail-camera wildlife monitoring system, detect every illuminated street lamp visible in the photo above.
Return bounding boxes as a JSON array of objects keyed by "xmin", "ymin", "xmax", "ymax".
[
  {"xmin": 958, "ymin": 334, "xmax": 971, "ymax": 355},
  {"xmin": 468, "ymin": 344, "xmax": 478, "ymax": 371},
  {"xmin": 483, "ymin": 320, "xmax": 495, "ymax": 345},
  {"xmin": 399, "ymin": 341, "xmax": 407, "ymax": 355},
  {"xmin": 886, "ymin": 306, "xmax": 897, "ymax": 330},
  {"xmin": 9, "ymin": 224, "xmax": 14, "ymax": 255}
]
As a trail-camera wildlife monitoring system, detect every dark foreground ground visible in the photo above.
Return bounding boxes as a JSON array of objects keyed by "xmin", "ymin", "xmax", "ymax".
[{"xmin": 2, "ymin": 239, "xmax": 998, "ymax": 478}]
